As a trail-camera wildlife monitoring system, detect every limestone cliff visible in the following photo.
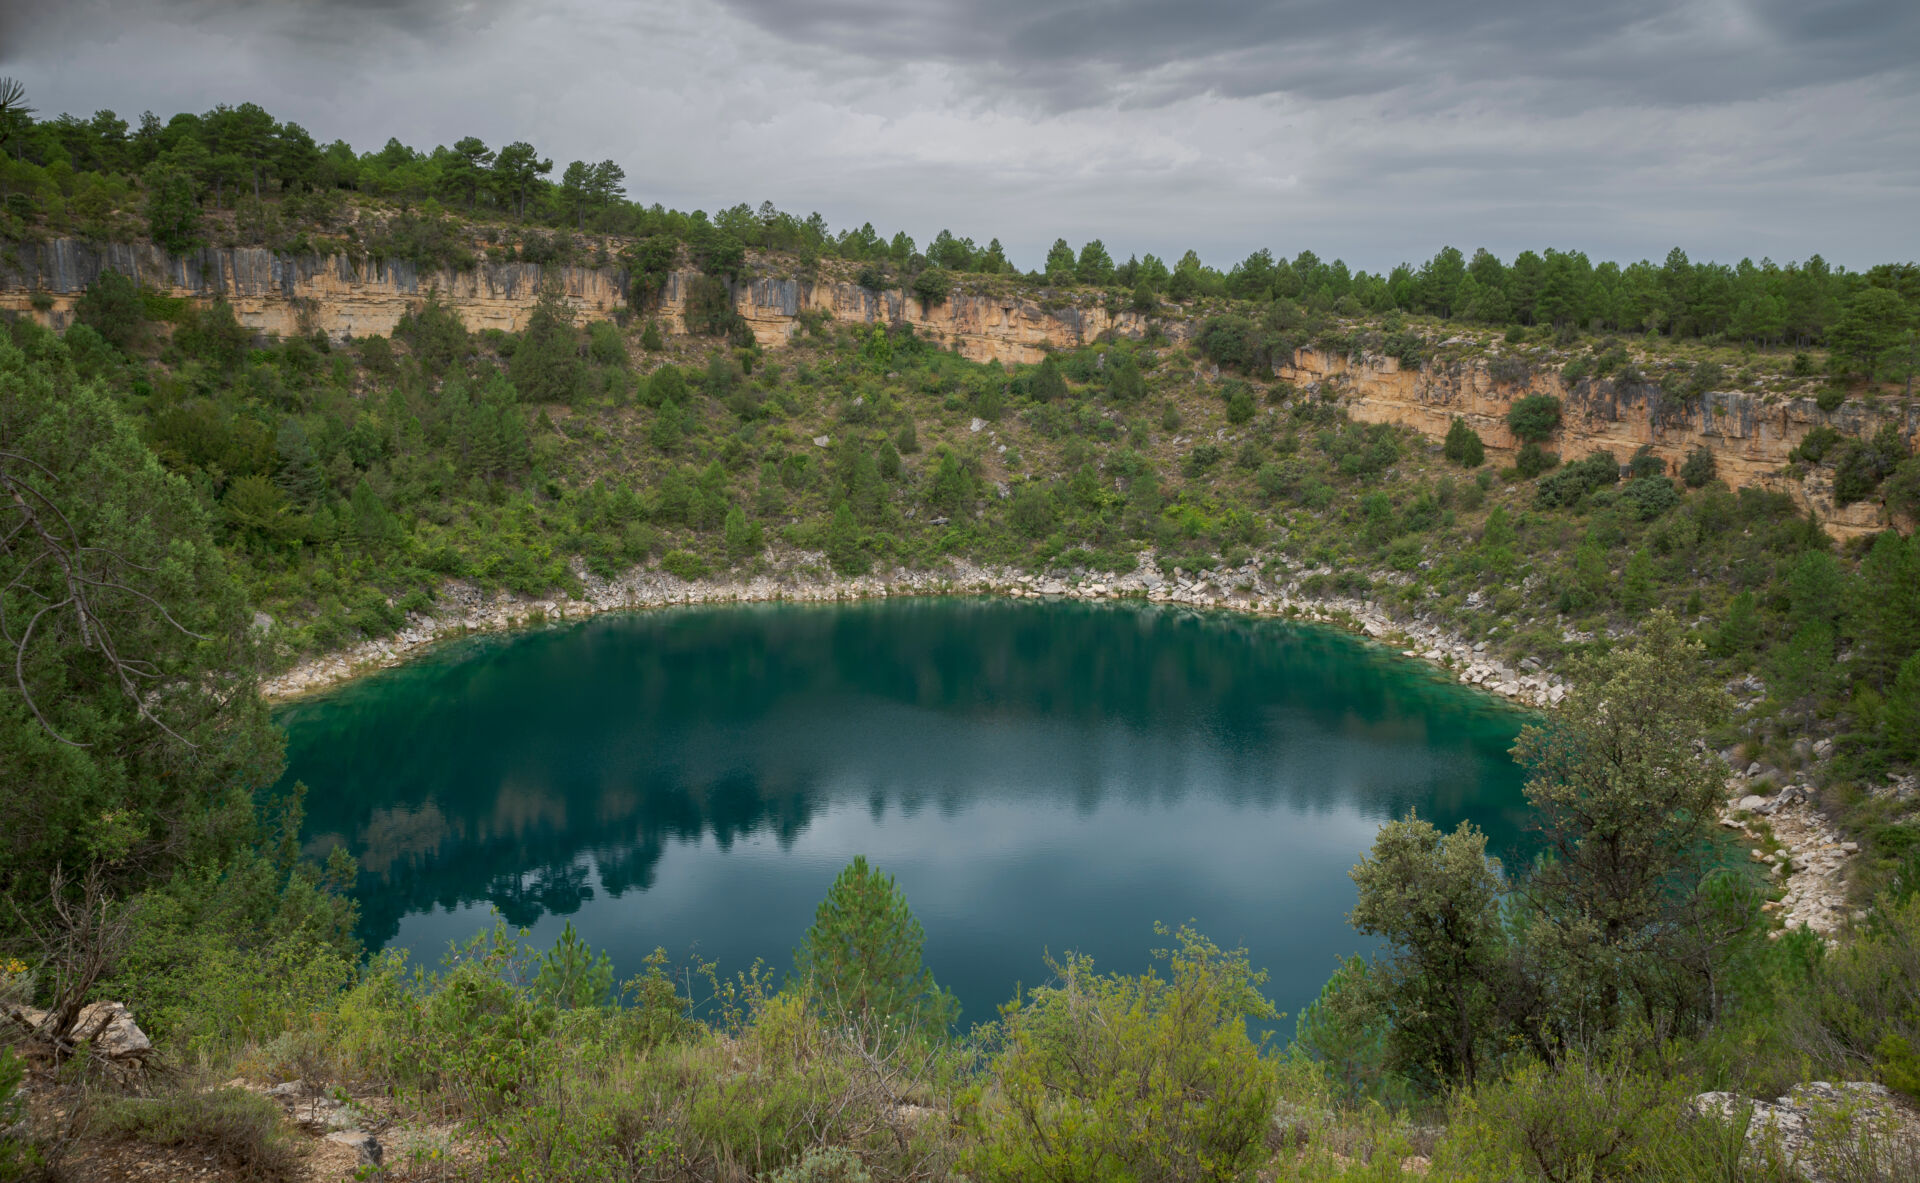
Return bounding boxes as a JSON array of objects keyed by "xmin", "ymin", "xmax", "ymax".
[
  {"xmin": 0, "ymin": 239, "xmax": 1150, "ymax": 364},
  {"xmin": 1278, "ymin": 350, "xmax": 1917, "ymax": 538},
  {"xmin": 3, "ymin": 238, "xmax": 1911, "ymax": 536}
]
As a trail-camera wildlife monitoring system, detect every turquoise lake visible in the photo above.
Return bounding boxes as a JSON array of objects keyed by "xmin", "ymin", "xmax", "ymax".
[{"xmin": 280, "ymin": 598, "xmax": 1533, "ymax": 1024}]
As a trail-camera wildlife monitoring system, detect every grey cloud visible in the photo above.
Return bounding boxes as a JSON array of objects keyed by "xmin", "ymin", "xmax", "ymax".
[
  {"xmin": 3, "ymin": 0, "xmax": 1915, "ymax": 274},
  {"xmin": 1, "ymin": 0, "xmax": 513, "ymax": 63},
  {"xmin": 713, "ymin": 0, "xmax": 1920, "ymax": 111}
]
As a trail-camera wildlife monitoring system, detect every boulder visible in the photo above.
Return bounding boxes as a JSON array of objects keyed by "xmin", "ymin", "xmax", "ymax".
[{"xmin": 326, "ymin": 1131, "xmax": 383, "ymax": 1166}]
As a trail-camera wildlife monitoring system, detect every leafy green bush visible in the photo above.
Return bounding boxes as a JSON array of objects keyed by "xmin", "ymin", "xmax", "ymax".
[
  {"xmin": 1444, "ymin": 416, "xmax": 1485, "ymax": 468},
  {"xmin": 661, "ymin": 548, "xmax": 711, "ymax": 581},
  {"xmin": 1506, "ymin": 394, "xmax": 1563, "ymax": 443},
  {"xmin": 1535, "ymin": 451, "xmax": 1619, "ymax": 510},
  {"xmin": 970, "ymin": 926, "xmax": 1277, "ymax": 1183},
  {"xmin": 1681, "ymin": 446, "xmax": 1717, "ymax": 488},
  {"xmin": 1434, "ymin": 1049, "xmax": 1755, "ymax": 1182},
  {"xmin": 1515, "ymin": 441, "xmax": 1557, "ymax": 479},
  {"xmin": 1621, "ymin": 475, "xmax": 1681, "ymax": 520}
]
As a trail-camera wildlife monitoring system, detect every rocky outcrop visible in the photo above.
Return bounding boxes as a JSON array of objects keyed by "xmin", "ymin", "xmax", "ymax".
[
  {"xmin": 1279, "ymin": 349, "xmax": 1918, "ymax": 539},
  {"xmin": 0, "ymin": 239, "xmax": 1155, "ymax": 365},
  {"xmin": 5, "ymin": 238, "xmax": 1911, "ymax": 534},
  {"xmin": 1722, "ymin": 780, "xmax": 1859, "ymax": 938},
  {"xmin": 0, "ymin": 239, "xmax": 630, "ymax": 339},
  {"xmin": 1693, "ymin": 1082, "xmax": 1920, "ymax": 1182}
]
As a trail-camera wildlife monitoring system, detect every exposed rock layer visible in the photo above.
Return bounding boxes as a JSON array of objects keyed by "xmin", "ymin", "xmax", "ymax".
[
  {"xmin": 5, "ymin": 239, "xmax": 1912, "ymax": 535},
  {"xmin": 1279, "ymin": 350, "xmax": 1917, "ymax": 538}
]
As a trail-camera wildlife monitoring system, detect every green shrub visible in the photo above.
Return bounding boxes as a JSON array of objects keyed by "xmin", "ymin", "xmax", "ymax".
[
  {"xmin": 1620, "ymin": 475, "xmax": 1681, "ymax": 520},
  {"xmin": 1681, "ymin": 446, "xmax": 1717, "ymax": 488},
  {"xmin": 1515, "ymin": 441, "xmax": 1558, "ymax": 479},
  {"xmin": 661, "ymin": 549, "xmax": 711, "ymax": 581},
  {"xmin": 1535, "ymin": 450, "xmax": 1619, "ymax": 508},
  {"xmin": 586, "ymin": 320, "xmax": 628, "ymax": 367},
  {"xmin": 93, "ymin": 1087, "xmax": 302, "ymax": 1182},
  {"xmin": 1444, "ymin": 417, "xmax": 1485, "ymax": 468},
  {"xmin": 1434, "ymin": 1049, "xmax": 1756, "ymax": 1182},
  {"xmin": 1793, "ymin": 894, "xmax": 1920, "ymax": 1098},
  {"xmin": 1507, "ymin": 394, "xmax": 1563, "ymax": 443},
  {"xmin": 970, "ymin": 926, "xmax": 1277, "ymax": 1183}
]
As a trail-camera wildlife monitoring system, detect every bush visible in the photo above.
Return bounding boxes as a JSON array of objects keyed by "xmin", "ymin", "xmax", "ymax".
[
  {"xmin": 93, "ymin": 1087, "xmax": 302, "ymax": 1182},
  {"xmin": 971, "ymin": 927, "xmax": 1277, "ymax": 1183},
  {"xmin": 771, "ymin": 1147, "xmax": 874, "ymax": 1183},
  {"xmin": 661, "ymin": 549, "xmax": 711, "ymax": 581},
  {"xmin": 1534, "ymin": 451, "xmax": 1617, "ymax": 508},
  {"xmin": 685, "ymin": 275, "xmax": 745, "ymax": 338},
  {"xmin": 1515, "ymin": 441, "xmax": 1558, "ymax": 479},
  {"xmin": 1434, "ymin": 1049, "xmax": 1753, "ymax": 1181},
  {"xmin": 910, "ymin": 267, "xmax": 950, "ymax": 308},
  {"xmin": 1620, "ymin": 475, "xmax": 1681, "ymax": 520},
  {"xmin": 1507, "ymin": 394, "xmax": 1563, "ymax": 443},
  {"xmin": 1832, "ymin": 427, "xmax": 1911, "ymax": 506},
  {"xmin": 586, "ymin": 320, "xmax": 628, "ymax": 367},
  {"xmin": 74, "ymin": 270, "xmax": 146, "ymax": 352},
  {"xmin": 1444, "ymin": 417, "xmax": 1485, "ymax": 468},
  {"xmin": 1225, "ymin": 385, "xmax": 1255, "ymax": 424},
  {"xmin": 1681, "ymin": 446, "xmax": 1717, "ymax": 488},
  {"xmin": 1197, "ymin": 315, "xmax": 1271, "ymax": 374},
  {"xmin": 1792, "ymin": 894, "xmax": 1920, "ymax": 1098}
]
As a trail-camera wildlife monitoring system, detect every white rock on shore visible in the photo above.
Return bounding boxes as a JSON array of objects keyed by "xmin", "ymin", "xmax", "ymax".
[{"xmin": 259, "ymin": 550, "xmax": 1564, "ymax": 712}]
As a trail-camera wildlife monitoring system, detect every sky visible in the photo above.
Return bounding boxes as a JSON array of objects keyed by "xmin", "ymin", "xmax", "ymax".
[{"xmin": 5, "ymin": 0, "xmax": 1917, "ymax": 274}]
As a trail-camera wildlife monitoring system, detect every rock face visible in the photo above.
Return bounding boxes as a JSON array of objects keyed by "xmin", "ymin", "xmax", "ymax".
[
  {"xmin": 0, "ymin": 239, "xmax": 1156, "ymax": 366},
  {"xmin": 1693, "ymin": 1082, "xmax": 1920, "ymax": 1183},
  {"xmin": 6, "ymin": 238, "xmax": 1912, "ymax": 535},
  {"xmin": 1279, "ymin": 349, "xmax": 1917, "ymax": 539},
  {"xmin": 1719, "ymin": 777, "xmax": 1859, "ymax": 939}
]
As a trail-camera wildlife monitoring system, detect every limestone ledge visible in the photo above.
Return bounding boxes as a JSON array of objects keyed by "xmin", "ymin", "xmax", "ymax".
[
  {"xmin": 1722, "ymin": 779, "xmax": 1860, "ymax": 940},
  {"xmin": 259, "ymin": 550, "xmax": 1558, "ymax": 710},
  {"xmin": 1281, "ymin": 349, "xmax": 1918, "ymax": 540}
]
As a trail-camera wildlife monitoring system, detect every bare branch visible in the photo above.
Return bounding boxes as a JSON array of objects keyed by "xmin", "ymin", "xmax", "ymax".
[{"xmin": 0, "ymin": 451, "xmax": 209, "ymax": 746}]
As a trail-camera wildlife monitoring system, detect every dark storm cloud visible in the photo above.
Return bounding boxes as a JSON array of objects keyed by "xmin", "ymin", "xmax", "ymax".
[
  {"xmin": 3, "ymin": 0, "xmax": 1916, "ymax": 270},
  {"xmin": 1, "ymin": 0, "xmax": 513, "ymax": 61},
  {"xmin": 713, "ymin": 0, "xmax": 1920, "ymax": 110}
]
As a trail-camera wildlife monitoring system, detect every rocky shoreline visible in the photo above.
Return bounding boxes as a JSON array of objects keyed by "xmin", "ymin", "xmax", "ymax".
[
  {"xmin": 258, "ymin": 549, "xmax": 1561, "ymax": 707},
  {"xmin": 258, "ymin": 548, "xmax": 1861, "ymax": 945}
]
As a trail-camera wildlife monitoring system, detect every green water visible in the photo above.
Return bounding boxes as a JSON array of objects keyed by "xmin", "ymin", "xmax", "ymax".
[{"xmin": 280, "ymin": 598, "xmax": 1532, "ymax": 1023}]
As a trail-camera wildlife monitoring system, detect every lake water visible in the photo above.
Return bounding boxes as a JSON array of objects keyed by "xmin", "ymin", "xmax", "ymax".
[{"xmin": 281, "ymin": 598, "xmax": 1532, "ymax": 1024}]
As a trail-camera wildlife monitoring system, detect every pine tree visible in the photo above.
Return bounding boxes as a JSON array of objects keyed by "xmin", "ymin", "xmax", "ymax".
[
  {"xmin": 1713, "ymin": 591, "xmax": 1761, "ymax": 662},
  {"xmin": 796, "ymin": 856, "xmax": 956, "ymax": 1039},
  {"xmin": 1443, "ymin": 417, "xmax": 1485, "ymax": 468},
  {"xmin": 723, "ymin": 504, "xmax": 763, "ymax": 563},
  {"xmin": 1619, "ymin": 547, "xmax": 1655, "ymax": 613},
  {"xmin": 1850, "ymin": 531, "xmax": 1920, "ymax": 690},
  {"xmin": 508, "ymin": 283, "xmax": 582, "ymax": 404},
  {"xmin": 825, "ymin": 502, "xmax": 866, "ymax": 574}
]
